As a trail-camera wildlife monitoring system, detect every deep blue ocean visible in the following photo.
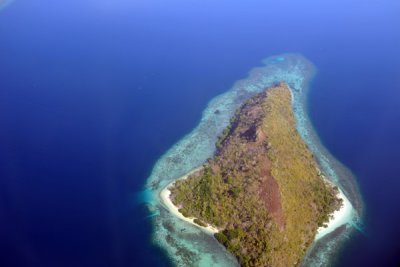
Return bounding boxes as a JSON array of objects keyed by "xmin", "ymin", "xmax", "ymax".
[{"xmin": 1, "ymin": 0, "xmax": 399, "ymax": 266}]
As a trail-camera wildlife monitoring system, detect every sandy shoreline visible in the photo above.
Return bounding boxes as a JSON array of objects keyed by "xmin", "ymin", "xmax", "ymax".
[
  {"xmin": 159, "ymin": 168, "xmax": 219, "ymax": 234},
  {"xmin": 315, "ymin": 186, "xmax": 353, "ymax": 240}
]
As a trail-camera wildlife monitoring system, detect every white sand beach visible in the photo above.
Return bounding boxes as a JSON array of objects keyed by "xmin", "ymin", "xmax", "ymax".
[
  {"xmin": 315, "ymin": 187, "xmax": 353, "ymax": 240},
  {"xmin": 159, "ymin": 168, "xmax": 219, "ymax": 234},
  {"xmin": 160, "ymin": 186, "xmax": 219, "ymax": 234}
]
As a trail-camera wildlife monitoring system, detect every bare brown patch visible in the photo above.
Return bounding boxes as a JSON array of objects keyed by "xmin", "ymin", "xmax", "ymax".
[{"xmin": 259, "ymin": 155, "xmax": 285, "ymax": 229}]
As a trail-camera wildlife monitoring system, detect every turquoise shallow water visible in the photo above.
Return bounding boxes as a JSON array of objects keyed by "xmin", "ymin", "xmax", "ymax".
[{"xmin": 145, "ymin": 54, "xmax": 363, "ymax": 267}]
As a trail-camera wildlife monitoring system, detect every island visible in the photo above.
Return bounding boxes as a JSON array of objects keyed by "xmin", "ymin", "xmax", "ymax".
[{"xmin": 161, "ymin": 82, "xmax": 343, "ymax": 266}]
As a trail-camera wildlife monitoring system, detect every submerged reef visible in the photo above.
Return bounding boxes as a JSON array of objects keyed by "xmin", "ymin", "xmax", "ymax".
[
  {"xmin": 144, "ymin": 54, "xmax": 363, "ymax": 267},
  {"xmin": 169, "ymin": 83, "xmax": 342, "ymax": 266}
]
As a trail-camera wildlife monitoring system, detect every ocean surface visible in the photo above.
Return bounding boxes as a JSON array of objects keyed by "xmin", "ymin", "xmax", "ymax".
[{"xmin": 1, "ymin": 0, "xmax": 399, "ymax": 266}]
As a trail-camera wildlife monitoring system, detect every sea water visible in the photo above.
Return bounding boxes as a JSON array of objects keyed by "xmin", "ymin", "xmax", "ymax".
[
  {"xmin": 0, "ymin": 0, "xmax": 13, "ymax": 10},
  {"xmin": 1, "ymin": 0, "xmax": 399, "ymax": 266}
]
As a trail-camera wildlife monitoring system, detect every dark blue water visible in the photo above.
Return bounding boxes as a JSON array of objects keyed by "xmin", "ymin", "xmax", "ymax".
[
  {"xmin": 309, "ymin": 48, "xmax": 400, "ymax": 265},
  {"xmin": 1, "ymin": 0, "xmax": 399, "ymax": 266}
]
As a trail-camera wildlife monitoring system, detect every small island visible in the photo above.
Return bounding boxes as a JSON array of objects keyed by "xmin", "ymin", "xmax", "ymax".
[{"xmin": 162, "ymin": 83, "xmax": 343, "ymax": 267}]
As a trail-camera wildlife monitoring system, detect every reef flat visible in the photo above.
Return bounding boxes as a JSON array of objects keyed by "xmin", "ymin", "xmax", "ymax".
[
  {"xmin": 144, "ymin": 54, "xmax": 363, "ymax": 267},
  {"xmin": 168, "ymin": 83, "xmax": 342, "ymax": 267}
]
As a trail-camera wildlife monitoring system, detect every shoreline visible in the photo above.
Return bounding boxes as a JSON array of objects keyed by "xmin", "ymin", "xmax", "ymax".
[
  {"xmin": 159, "ymin": 168, "xmax": 219, "ymax": 235},
  {"xmin": 315, "ymin": 186, "xmax": 353, "ymax": 240}
]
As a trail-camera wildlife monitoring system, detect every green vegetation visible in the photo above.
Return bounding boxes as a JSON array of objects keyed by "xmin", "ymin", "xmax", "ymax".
[{"xmin": 170, "ymin": 83, "xmax": 341, "ymax": 267}]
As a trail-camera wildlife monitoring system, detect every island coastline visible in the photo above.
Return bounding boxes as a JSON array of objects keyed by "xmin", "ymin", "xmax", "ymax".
[
  {"xmin": 315, "ymin": 186, "xmax": 352, "ymax": 240},
  {"xmin": 159, "ymin": 167, "xmax": 220, "ymax": 235},
  {"xmin": 145, "ymin": 54, "xmax": 362, "ymax": 267}
]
